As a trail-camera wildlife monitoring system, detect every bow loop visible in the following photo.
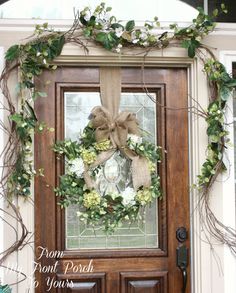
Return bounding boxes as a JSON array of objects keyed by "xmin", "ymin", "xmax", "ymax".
[{"xmin": 90, "ymin": 106, "xmax": 139, "ymax": 146}]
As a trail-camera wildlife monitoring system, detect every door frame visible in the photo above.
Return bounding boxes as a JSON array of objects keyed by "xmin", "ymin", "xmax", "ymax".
[{"xmin": 34, "ymin": 45, "xmax": 206, "ymax": 293}]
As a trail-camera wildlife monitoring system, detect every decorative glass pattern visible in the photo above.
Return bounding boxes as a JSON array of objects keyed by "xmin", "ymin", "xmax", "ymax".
[
  {"xmin": 96, "ymin": 151, "xmax": 132, "ymax": 196},
  {"xmin": 65, "ymin": 91, "xmax": 158, "ymax": 249}
]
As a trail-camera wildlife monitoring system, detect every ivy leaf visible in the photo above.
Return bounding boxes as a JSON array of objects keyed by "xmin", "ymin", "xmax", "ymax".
[
  {"xmin": 106, "ymin": 6, "xmax": 112, "ymax": 12},
  {"xmin": 48, "ymin": 35, "xmax": 65, "ymax": 60},
  {"xmin": 220, "ymin": 86, "xmax": 231, "ymax": 101},
  {"xmin": 95, "ymin": 32, "xmax": 117, "ymax": 50},
  {"xmin": 37, "ymin": 91, "xmax": 47, "ymax": 98},
  {"xmin": 122, "ymin": 31, "xmax": 132, "ymax": 41},
  {"xmin": 188, "ymin": 43, "xmax": 196, "ymax": 58},
  {"xmin": 23, "ymin": 80, "xmax": 35, "ymax": 89},
  {"xmin": 181, "ymin": 39, "xmax": 190, "ymax": 49},
  {"xmin": 212, "ymin": 9, "xmax": 219, "ymax": 18},
  {"xmin": 83, "ymin": 28, "xmax": 92, "ymax": 37},
  {"xmin": 225, "ymin": 79, "xmax": 236, "ymax": 87},
  {"xmin": 181, "ymin": 39, "xmax": 200, "ymax": 58},
  {"xmin": 125, "ymin": 20, "xmax": 135, "ymax": 32},
  {"xmin": 88, "ymin": 15, "xmax": 96, "ymax": 27},
  {"xmin": 96, "ymin": 32, "xmax": 108, "ymax": 45},
  {"xmin": 25, "ymin": 101, "xmax": 38, "ymax": 122},
  {"xmin": 221, "ymin": 3, "xmax": 228, "ymax": 14},
  {"xmin": 111, "ymin": 23, "xmax": 124, "ymax": 30},
  {"xmin": 80, "ymin": 16, "xmax": 88, "ymax": 26},
  {"xmin": 5, "ymin": 44, "xmax": 20, "ymax": 61},
  {"xmin": 9, "ymin": 113, "xmax": 23, "ymax": 124}
]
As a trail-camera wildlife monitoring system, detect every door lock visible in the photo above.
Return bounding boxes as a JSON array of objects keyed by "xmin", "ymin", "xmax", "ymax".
[{"xmin": 176, "ymin": 227, "xmax": 188, "ymax": 243}]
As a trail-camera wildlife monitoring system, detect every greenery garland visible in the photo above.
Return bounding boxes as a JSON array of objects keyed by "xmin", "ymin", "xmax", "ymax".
[{"xmin": 0, "ymin": 1, "xmax": 236, "ymax": 256}]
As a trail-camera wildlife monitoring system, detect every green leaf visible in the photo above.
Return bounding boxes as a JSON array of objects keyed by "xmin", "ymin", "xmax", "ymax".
[
  {"xmin": 209, "ymin": 135, "xmax": 219, "ymax": 143},
  {"xmin": 169, "ymin": 23, "xmax": 178, "ymax": 30},
  {"xmin": 197, "ymin": 6, "xmax": 205, "ymax": 14},
  {"xmin": 95, "ymin": 32, "xmax": 117, "ymax": 50},
  {"xmin": 220, "ymin": 86, "xmax": 231, "ymax": 101},
  {"xmin": 106, "ymin": 6, "xmax": 112, "ymax": 12},
  {"xmin": 220, "ymin": 3, "xmax": 228, "ymax": 14},
  {"xmin": 212, "ymin": 9, "xmax": 219, "ymax": 18},
  {"xmin": 25, "ymin": 101, "xmax": 38, "ymax": 121},
  {"xmin": 125, "ymin": 20, "xmax": 135, "ymax": 32},
  {"xmin": 111, "ymin": 23, "xmax": 124, "ymax": 30},
  {"xmin": 188, "ymin": 43, "xmax": 196, "ymax": 58},
  {"xmin": 225, "ymin": 80, "xmax": 236, "ymax": 87},
  {"xmin": 5, "ymin": 44, "xmax": 20, "ymax": 61},
  {"xmin": 9, "ymin": 113, "xmax": 23, "ymax": 123},
  {"xmin": 23, "ymin": 80, "xmax": 35, "ymax": 89},
  {"xmin": 80, "ymin": 16, "xmax": 88, "ymax": 26},
  {"xmin": 182, "ymin": 39, "xmax": 200, "ymax": 58},
  {"xmin": 83, "ymin": 28, "xmax": 92, "ymax": 37},
  {"xmin": 221, "ymin": 3, "xmax": 226, "ymax": 10},
  {"xmin": 88, "ymin": 15, "xmax": 96, "ymax": 26},
  {"xmin": 96, "ymin": 32, "xmax": 107, "ymax": 43},
  {"xmin": 37, "ymin": 91, "xmax": 47, "ymax": 98},
  {"xmin": 49, "ymin": 35, "xmax": 65, "ymax": 59},
  {"xmin": 181, "ymin": 40, "xmax": 191, "ymax": 49}
]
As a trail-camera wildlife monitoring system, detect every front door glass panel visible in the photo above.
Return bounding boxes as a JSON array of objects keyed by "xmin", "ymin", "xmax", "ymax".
[{"xmin": 64, "ymin": 91, "xmax": 158, "ymax": 249}]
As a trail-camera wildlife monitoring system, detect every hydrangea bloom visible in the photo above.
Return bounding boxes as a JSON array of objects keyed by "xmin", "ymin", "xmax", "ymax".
[
  {"xmin": 127, "ymin": 134, "xmax": 142, "ymax": 144},
  {"xmin": 83, "ymin": 190, "xmax": 101, "ymax": 208},
  {"xmin": 69, "ymin": 158, "xmax": 84, "ymax": 177},
  {"xmin": 122, "ymin": 187, "xmax": 136, "ymax": 205}
]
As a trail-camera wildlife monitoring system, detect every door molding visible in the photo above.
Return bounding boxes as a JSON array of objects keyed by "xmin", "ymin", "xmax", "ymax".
[{"xmin": 54, "ymin": 44, "xmax": 206, "ymax": 293}]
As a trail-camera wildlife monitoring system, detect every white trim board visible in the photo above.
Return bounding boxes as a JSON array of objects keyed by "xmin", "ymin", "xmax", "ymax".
[
  {"xmin": 219, "ymin": 51, "xmax": 236, "ymax": 293},
  {"xmin": 0, "ymin": 46, "xmax": 4, "ymax": 285},
  {"xmin": 0, "ymin": 19, "xmax": 235, "ymax": 35}
]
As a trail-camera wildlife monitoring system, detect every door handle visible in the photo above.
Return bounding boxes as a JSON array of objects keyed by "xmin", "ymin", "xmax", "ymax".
[
  {"xmin": 179, "ymin": 265, "xmax": 187, "ymax": 293},
  {"xmin": 176, "ymin": 227, "xmax": 188, "ymax": 293},
  {"xmin": 176, "ymin": 245, "xmax": 188, "ymax": 293}
]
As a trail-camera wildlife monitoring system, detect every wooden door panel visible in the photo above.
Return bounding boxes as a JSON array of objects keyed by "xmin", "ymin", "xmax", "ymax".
[
  {"xmin": 121, "ymin": 271, "xmax": 167, "ymax": 293},
  {"xmin": 35, "ymin": 67, "xmax": 189, "ymax": 293},
  {"xmin": 59, "ymin": 273, "xmax": 106, "ymax": 293},
  {"xmin": 66, "ymin": 282, "xmax": 97, "ymax": 293},
  {"xmin": 129, "ymin": 281, "xmax": 159, "ymax": 293}
]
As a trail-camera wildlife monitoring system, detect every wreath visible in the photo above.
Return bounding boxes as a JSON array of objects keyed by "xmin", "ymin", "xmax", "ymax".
[{"xmin": 53, "ymin": 106, "xmax": 162, "ymax": 234}]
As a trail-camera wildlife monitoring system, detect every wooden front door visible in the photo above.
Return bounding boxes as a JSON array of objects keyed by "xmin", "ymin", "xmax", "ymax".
[{"xmin": 35, "ymin": 66, "xmax": 189, "ymax": 293}]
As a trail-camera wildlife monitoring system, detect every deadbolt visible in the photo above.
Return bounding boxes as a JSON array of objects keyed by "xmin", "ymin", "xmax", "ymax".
[{"xmin": 176, "ymin": 227, "xmax": 188, "ymax": 243}]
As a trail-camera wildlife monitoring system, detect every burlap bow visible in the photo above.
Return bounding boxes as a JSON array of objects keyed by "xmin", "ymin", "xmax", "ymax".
[
  {"xmin": 82, "ymin": 67, "xmax": 151, "ymax": 191},
  {"xmin": 83, "ymin": 106, "xmax": 151, "ymax": 191}
]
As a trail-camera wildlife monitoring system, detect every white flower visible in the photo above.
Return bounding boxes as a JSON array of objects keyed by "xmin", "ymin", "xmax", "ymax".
[
  {"xmin": 143, "ymin": 41, "xmax": 149, "ymax": 47},
  {"xmin": 115, "ymin": 43, "xmax": 123, "ymax": 53},
  {"xmin": 84, "ymin": 13, "xmax": 90, "ymax": 22},
  {"xmin": 132, "ymin": 39, "xmax": 139, "ymax": 44},
  {"xmin": 77, "ymin": 211, "xmax": 82, "ymax": 217},
  {"xmin": 69, "ymin": 158, "xmax": 85, "ymax": 177},
  {"xmin": 115, "ymin": 27, "xmax": 123, "ymax": 37},
  {"xmin": 127, "ymin": 134, "xmax": 142, "ymax": 144},
  {"xmin": 140, "ymin": 31, "xmax": 148, "ymax": 40},
  {"xmin": 122, "ymin": 187, "xmax": 136, "ymax": 205},
  {"xmin": 103, "ymin": 13, "xmax": 111, "ymax": 22}
]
